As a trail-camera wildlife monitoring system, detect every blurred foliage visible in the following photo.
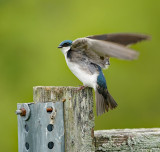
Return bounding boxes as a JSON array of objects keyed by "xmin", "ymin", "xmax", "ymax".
[{"xmin": 0, "ymin": 0, "xmax": 160, "ymax": 151}]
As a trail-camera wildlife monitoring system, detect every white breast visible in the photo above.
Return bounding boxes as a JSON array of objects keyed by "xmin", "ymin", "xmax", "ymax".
[{"xmin": 65, "ymin": 56, "xmax": 98, "ymax": 90}]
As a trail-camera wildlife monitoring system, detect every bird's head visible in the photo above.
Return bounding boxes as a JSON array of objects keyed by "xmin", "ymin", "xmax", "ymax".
[{"xmin": 58, "ymin": 40, "xmax": 72, "ymax": 54}]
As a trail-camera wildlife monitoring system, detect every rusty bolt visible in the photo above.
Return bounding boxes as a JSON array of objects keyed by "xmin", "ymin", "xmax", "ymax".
[
  {"xmin": 46, "ymin": 107, "xmax": 53, "ymax": 112},
  {"xmin": 15, "ymin": 108, "xmax": 26, "ymax": 116},
  {"xmin": 20, "ymin": 108, "xmax": 26, "ymax": 116}
]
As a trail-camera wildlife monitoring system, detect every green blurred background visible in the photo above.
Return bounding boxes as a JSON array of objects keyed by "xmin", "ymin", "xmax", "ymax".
[{"xmin": 0, "ymin": 0, "xmax": 160, "ymax": 151}]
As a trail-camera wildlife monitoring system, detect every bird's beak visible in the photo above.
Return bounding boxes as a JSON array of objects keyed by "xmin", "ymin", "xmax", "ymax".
[{"xmin": 58, "ymin": 46, "xmax": 62, "ymax": 48}]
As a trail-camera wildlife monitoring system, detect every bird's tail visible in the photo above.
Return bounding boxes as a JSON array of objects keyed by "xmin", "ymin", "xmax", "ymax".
[{"xmin": 95, "ymin": 89, "xmax": 118, "ymax": 116}]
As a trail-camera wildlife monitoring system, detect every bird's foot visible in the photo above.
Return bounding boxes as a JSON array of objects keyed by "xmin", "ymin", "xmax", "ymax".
[{"xmin": 77, "ymin": 85, "xmax": 86, "ymax": 91}]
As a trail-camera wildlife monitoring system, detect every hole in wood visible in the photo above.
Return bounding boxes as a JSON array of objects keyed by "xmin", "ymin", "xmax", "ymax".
[
  {"xmin": 47, "ymin": 124, "xmax": 54, "ymax": 132},
  {"xmin": 48, "ymin": 142, "xmax": 54, "ymax": 149},
  {"xmin": 25, "ymin": 142, "xmax": 29, "ymax": 150}
]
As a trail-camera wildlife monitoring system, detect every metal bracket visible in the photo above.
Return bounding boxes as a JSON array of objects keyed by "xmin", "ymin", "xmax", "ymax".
[{"xmin": 16, "ymin": 102, "xmax": 64, "ymax": 152}]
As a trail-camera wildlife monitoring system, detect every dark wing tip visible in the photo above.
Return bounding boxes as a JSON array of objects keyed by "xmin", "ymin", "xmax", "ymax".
[
  {"xmin": 86, "ymin": 33, "xmax": 151, "ymax": 46},
  {"xmin": 134, "ymin": 33, "xmax": 151, "ymax": 41},
  {"xmin": 143, "ymin": 34, "xmax": 151, "ymax": 40}
]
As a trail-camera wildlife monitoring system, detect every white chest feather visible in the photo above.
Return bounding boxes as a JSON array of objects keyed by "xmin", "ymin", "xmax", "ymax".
[
  {"xmin": 60, "ymin": 46, "xmax": 98, "ymax": 90},
  {"xmin": 65, "ymin": 56, "xmax": 98, "ymax": 90}
]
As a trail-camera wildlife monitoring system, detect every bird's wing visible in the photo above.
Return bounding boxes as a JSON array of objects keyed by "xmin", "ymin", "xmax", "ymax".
[
  {"xmin": 71, "ymin": 37, "xmax": 140, "ymax": 68},
  {"xmin": 86, "ymin": 33, "xmax": 150, "ymax": 46}
]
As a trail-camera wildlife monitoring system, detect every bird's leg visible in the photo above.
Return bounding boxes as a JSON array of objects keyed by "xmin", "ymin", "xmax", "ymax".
[{"xmin": 77, "ymin": 85, "xmax": 86, "ymax": 91}]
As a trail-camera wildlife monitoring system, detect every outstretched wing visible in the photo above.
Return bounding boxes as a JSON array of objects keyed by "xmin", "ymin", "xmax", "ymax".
[
  {"xmin": 71, "ymin": 37, "xmax": 142, "ymax": 68},
  {"xmin": 86, "ymin": 33, "xmax": 150, "ymax": 46}
]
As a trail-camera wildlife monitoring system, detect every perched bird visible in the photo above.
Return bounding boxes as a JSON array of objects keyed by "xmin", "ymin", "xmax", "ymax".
[{"xmin": 58, "ymin": 33, "xmax": 150, "ymax": 116}]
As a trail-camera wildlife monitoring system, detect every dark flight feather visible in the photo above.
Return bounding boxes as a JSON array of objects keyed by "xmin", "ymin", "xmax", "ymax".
[
  {"xmin": 87, "ymin": 33, "xmax": 150, "ymax": 46},
  {"xmin": 96, "ymin": 89, "xmax": 117, "ymax": 116}
]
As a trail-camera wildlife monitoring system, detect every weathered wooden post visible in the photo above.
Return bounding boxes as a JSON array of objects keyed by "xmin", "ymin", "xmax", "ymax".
[
  {"xmin": 16, "ymin": 86, "xmax": 160, "ymax": 152},
  {"xmin": 16, "ymin": 86, "xmax": 95, "ymax": 152}
]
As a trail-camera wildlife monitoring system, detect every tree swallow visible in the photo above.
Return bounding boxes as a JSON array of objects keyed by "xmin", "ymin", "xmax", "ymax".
[{"xmin": 58, "ymin": 33, "xmax": 150, "ymax": 116}]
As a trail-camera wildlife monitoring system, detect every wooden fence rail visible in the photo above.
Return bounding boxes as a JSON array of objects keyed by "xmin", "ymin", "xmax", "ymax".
[
  {"xmin": 94, "ymin": 128, "xmax": 160, "ymax": 151},
  {"xmin": 16, "ymin": 86, "xmax": 160, "ymax": 152}
]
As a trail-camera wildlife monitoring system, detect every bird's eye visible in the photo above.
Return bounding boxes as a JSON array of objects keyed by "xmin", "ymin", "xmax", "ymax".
[
  {"xmin": 62, "ymin": 43, "xmax": 67, "ymax": 47},
  {"xmin": 62, "ymin": 42, "xmax": 71, "ymax": 47}
]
